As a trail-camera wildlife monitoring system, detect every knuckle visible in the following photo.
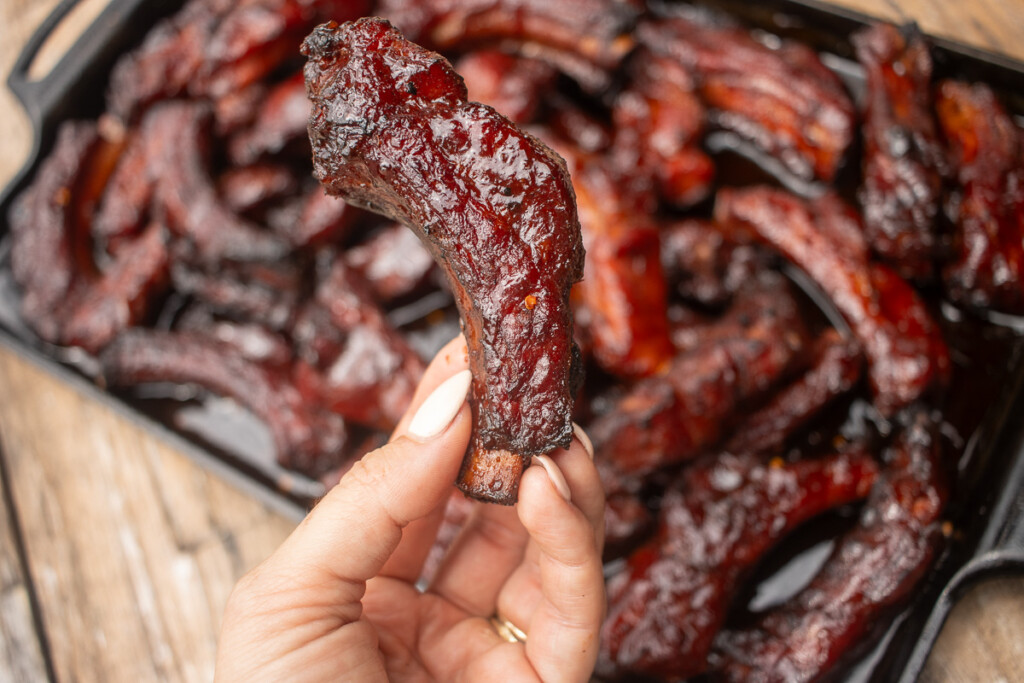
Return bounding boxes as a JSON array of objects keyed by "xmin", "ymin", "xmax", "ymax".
[
  {"xmin": 340, "ymin": 449, "xmax": 407, "ymax": 526},
  {"xmin": 231, "ymin": 563, "xmax": 263, "ymax": 598},
  {"xmin": 223, "ymin": 565, "xmax": 266, "ymax": 618},
  {"xmin": 344, "ymin": 451, "xmax": 394, "ymax": 494}
]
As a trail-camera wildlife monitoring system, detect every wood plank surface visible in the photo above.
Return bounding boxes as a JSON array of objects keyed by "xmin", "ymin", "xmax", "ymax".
[
  {"xmin": 0, "ymin": 348, "xmax": 296, "ymax": 683},
  {"xmin": 2, "ymin": 1, "xmax": 1024, "ymax": 682},
  {"xmin": 0, "ymin": 450, "xmax": 49, "ymax": 682},
  {"xmin": 826, "ymin": 0, "xmax": 1024, "ymax": 62}
]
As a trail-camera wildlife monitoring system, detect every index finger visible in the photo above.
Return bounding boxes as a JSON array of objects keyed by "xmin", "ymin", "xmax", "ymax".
[
  {"xmin": 390, "ymin": 334, "xmax": 469, "ymax": 440},
  {"xmin": 257, "ymin": 335, "xmax": 474, "ymax": 603},
  {"xmin": 380, "ymin": 334, "xmax": 471, "ymax": 582}
]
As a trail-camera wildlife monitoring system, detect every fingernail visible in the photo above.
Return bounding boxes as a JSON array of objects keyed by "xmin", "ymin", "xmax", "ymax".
[
  {"xmin": 573, "ymin": 422, "xmax": 594, "ymax": 460},
  {"xmin": 408, "ymin": 370, "xmax": 472, "ymax": 440},
  {"xmin": 532, "ymin": 455, "xmax": 571, "ymax": 501}
]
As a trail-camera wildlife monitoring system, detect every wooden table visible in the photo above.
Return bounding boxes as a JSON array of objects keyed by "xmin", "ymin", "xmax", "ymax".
[{"xmin": 2, "ymin": 1, "xmax": 1024, "ymax": 681}]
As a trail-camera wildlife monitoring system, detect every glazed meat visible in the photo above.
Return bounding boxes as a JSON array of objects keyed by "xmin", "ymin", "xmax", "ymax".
[
  {"xmin": 212, "ymin": 81, "xmax": 266, "ymax": 135},
  {"xmin": 637, "ymin": 10, "xmax": 855, "ymax": 182},
  {"xmin": 555, "ymin": 142, "xmax": 674, "ymax": 378},
  {"xmin": 93, "ymin": 116, "xmax": 166, "ymax": 248},
  {"xmin": 936, "ymin": 80, "xmax": 1024, "ymax": 314},
  {"xmin": 150, "ymin": 102, "xmax": 288, "ymax": 264},
  {"xmin": 600, "ymin": 449, "xmax": 878, "ymax": 680},
  {"xmin": 303, "ymin": 18, "xmax": 585, "ymax": 503},
  {"xmin": 101, "ymin": 329, "xmax": 348, "ymax": 475},
  {"xmin": 107, "ymin": 0, "xmax": 233, "ymax": 123},
  {"xmin": 95, "ymin": 102, "xmax": 288, "ymax": 262},
  {"xmin": 660, "ymin": 219, "xmax": 759, "ymax": 310},
  {"xmin": 455, "ymin": 50, "xmax": 557, "ymax": 124},
  {"xmin": 344, "ymin": 222, "xmax": 440, "ymax": 304},
  {"xmin": 599, "ymin": 457, "xmax": 653, "ymax": 557},
  {"xmin": 724, "ymin": 329, "xmax": 863, "ymax": 456},
  {"xmin": 267, "ymin": 186, "xmax": 359, "ymax": 248},
  {"xmin": 716, "ymin": 187, "xmax": 949, "ymax": 415},
  {"xmin": 589, "ymin": 272, "xmax": 807, "ymax": 477},
  {"xmin": 7, "ymin": 121, "xmax": 165, "ymax": 352},
  {"xmin": 379, "ymin": 0, "xmax": 639, "ymax": 89},
  {"xmin": 170, "ymin": 259, "xmax": 302, "ymax": 330},
  {"xmin": 9, "ymin": 4, "xmax": 1015, "ymax": 678},
  {"xmin": 193, "ymin": 0, "xmax": 369, "ymax": 99},
  {"xmin": 853, "ymin": 23, "xmax": 946, "ymax": 281},
  {"xmin": 9, "ymin": 122, "xmax": 101, "ymax": 343},
  {"xmin": 611, "ymin": 47, "xmax": 714, "ymax": 207},
  {"xmin": 62, "ymin": 223, "xmax": 171, "ymax": 354},
  {"xmin": 228, "ymin": 72, "xmax": 311, "ymax": 165},
  {"xmin": 546, "ymin": 96, "xmax": 614, "ymax": 154},
  {"xmin": 217, "ymin": 163, "xmax": 299, "ymax": 214},
  {"xmin": 712, "ymin": 409, "xmax": 948, "ymax": 682},
  {"xmin": 292, "ymin": 259, "xmax": 425, "ymax": 430},
  {"xmin": 108, "ymin": 0, "xmax": 367, "ymax": 123},
  {"xmin": 175, "ymin": 306, "xmax": 294, "ymax": 369}
]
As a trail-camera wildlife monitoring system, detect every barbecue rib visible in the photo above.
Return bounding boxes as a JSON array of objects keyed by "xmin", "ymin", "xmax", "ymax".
[{"xmin": 303, "ymin": 18, "xmax": 585, "ymax": 503}]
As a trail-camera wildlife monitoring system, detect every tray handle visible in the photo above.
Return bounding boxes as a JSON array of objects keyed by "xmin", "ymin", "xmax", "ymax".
[
  {"xmin": 972, "ymin": 448, "xmax": 1024, "ymax": 568},
  {"xmin": 894, "ymin": 362, "xmax": 1024, "ymax": 682},
  {"xmin": 894, "ymin": 458, "xmax": 1024, "ymax": 681},
  {"xmin": 896, "ymin": 475, "xmax": 1024, "ymax": 683},
  {"xmin": 5, "ymin": 0, "xmax": 168, "ymax": 132},
  {"xmin": 6, "ymin": 0, "xmax": 87, "ymax": 126}
]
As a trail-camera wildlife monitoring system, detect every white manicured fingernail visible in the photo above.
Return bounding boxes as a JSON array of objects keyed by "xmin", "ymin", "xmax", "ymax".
[
  {"xmin": 573, "ymin": 422, "xmax": 594, "ymax": 460},
  {"xmin": 532, "ymin": 455, "xmax": 571, "ymax": 501},
  {"xmin": 408, "ymin": 370, "xmax": 472, "ymax": 440}
]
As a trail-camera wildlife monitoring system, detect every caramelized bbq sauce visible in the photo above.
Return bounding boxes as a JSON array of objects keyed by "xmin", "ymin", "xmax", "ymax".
[
  {"xmin": 591, "ymin": 6, "xmax": 1024, "ymax": 682},
  {"xmin": 1, "ymin": 0, "xmax": 1015, "ymax": 579},
  {"xmin": 3, "ymin": 1, "xmax": 1024, "ymax": 679}
]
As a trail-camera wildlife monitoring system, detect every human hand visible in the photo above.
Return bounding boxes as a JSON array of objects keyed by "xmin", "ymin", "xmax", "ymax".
[{"xmin": 216, "ymin": 335, "xmax": 606, "ymax": 682}]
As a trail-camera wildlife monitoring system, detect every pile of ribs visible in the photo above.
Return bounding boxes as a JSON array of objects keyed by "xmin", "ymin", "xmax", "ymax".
[{"xmin": 8, "ymin": 0, "xmax": 1024, "ymax": 679}]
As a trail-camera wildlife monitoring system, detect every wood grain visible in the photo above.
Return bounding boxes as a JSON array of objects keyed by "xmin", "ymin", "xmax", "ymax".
[
  {"xmin": 0, "ymin": 454, "xmax": 49, "ymax": 683},
  {"xmin": 0, "ymin": 347, "xmax": 295, "ymax": 683},
  {"xmin": 1, "ymin": 1, "xmax": 1024, "ymax": 682},
  {"xmin": 920, "ymin": 575, "xmax": 1024, "ymax": 683},
  {"xmin": 826, "ymin": 0, "xmax": 1024, "ymax": 62}
]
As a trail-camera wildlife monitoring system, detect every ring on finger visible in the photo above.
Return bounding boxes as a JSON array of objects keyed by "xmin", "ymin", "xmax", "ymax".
[{"xmin": 489, "ymin": 614, "xmax": 527, "ymax": 643}]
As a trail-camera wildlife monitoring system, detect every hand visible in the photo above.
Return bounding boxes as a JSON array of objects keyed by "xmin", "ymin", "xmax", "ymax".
[{"xmin": 216, "ymin": 336, "xmax": 606, "ymax": 682}]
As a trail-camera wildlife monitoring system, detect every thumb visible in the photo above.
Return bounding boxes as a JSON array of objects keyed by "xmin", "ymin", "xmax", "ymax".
[{"xmin": 264, "ymin": 369, "xmax": 473, "ymax": 604}]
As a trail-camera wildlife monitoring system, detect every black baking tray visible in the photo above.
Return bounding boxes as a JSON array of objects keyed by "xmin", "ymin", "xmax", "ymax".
[{"xmin": 3, "ymin": 0, "xmax": 1024, "ymax": 681}]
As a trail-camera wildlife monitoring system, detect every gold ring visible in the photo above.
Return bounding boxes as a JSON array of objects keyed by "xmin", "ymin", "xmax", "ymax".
[{"xmin": 489, "ymin": 614, "xmax": 527, "ymax": 643}]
